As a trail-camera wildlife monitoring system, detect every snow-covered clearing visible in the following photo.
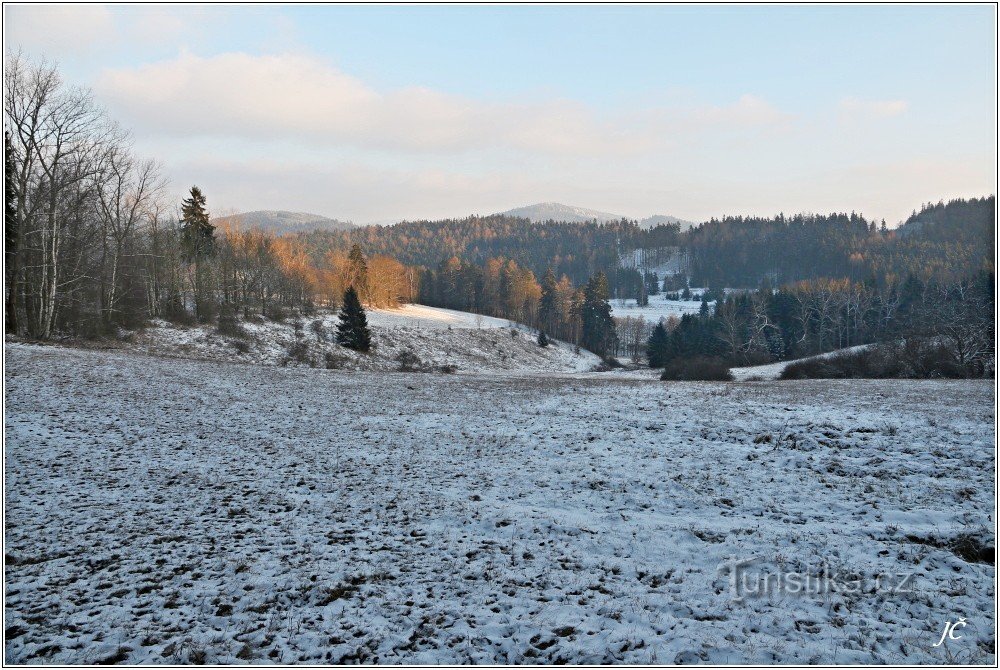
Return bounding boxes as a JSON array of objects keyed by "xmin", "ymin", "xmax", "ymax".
[
  {"xmin": 731, "ymin": 345, "xmax": 874, "ymax": 382},
  {"xmin": 611, "ymin": 293, "xmax": 710, "ymax": 322},
  {"xmin": 365, "ymin": 304, "xmax": 514, "ymax": 330},
  {"xmin": 118, "ymin": 304, "xmax": 599, "ymax": 375},
  {"xmin": 4, "ymin": 343, "xmax": 995, "ymax": 664}
]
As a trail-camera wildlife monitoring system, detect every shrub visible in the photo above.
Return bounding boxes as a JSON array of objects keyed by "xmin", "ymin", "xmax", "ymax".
[
  {"xmin": 779, "ymin": 341, "xmax": 971, "ymax": 380},
  {"xmin": 217, "ymin": 310, "xmax": 249, "ymax": 339},
  {"xmin": 660, "ymin": 356, "xmax": 733, "ymax": 381},
  {"xmin": 264, "ymin": 304, "xmax": 287, "ymax": 322},
  {"xmin": 594, "ymin": 357, "xmax": 625, "ymax": 372},
  {"xmin": 324, "ymin": 351, "xmax": 348, "ymax": 369},
  {"xmin": 162, "ymin": 296, "xmax": 195, "ymax": 326},
  {"xmin": 395, "ymin": 349, "xmax": 425, "ymax": 372},
  {"xmin": 394, "ymin": 349, "xmax": 455, "ymax": 373},
  {"xmin": 282, "ymin": 339, "xmax": 313, "ymax": 366},
  {"xmin": 310, "ymin": 319, "xmax": 327, "ymax": 342},
  {"xmin": 232, "ymin": 339, "xmax": 251, "ymax": 354}
]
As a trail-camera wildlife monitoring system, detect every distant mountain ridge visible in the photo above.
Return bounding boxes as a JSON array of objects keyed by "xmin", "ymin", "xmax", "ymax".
[
  {"xmin": 500, "ymin": 202, "xmax": 697, "ymax": 230},
  {"xmin": 213, "ymin": 210, "xmax": 355, "ymax": 235}
]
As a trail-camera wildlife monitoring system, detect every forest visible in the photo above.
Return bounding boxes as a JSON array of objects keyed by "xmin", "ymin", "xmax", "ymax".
[
  {"xmin": 3, "ymin": 55, "xmax": 994, "ymax": 377},
  {"xmin": 685, "ymin": 198, "xmax": 994, "ymax": 288},
  {"xmin": 647, "ymin": 270, "xmax": 994, "ymax": 379}
]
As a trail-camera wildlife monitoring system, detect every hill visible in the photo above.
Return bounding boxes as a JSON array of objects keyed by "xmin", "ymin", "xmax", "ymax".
[
  {"xmin": 639, "ymin": 214, "xmax": 698, "ymax": 231},
  {"xmin": 213, "ymin": 210, "xmax": 355, "ymax": 235},
  {"xmin": 501, "ymin": 202, "xmax": 695, "ymax": 229},
  {"xmin": 123, "ymin": 304, "xmax": 600, "ymax": 375},
  {"xmin": 501, "ymin": 202, "xmax": 624, "ymax": 223}
]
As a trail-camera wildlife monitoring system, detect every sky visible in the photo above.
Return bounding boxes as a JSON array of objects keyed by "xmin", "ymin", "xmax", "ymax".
[{"xmin": 4, "ymin": 3, "xmax": 997, "ymax": 225}]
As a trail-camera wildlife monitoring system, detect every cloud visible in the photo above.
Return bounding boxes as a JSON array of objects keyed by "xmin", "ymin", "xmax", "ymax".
[
  {"xmin": 3, "ymin": 5, "xmax": 114, "ymax": 55},
  {"xmin": 701, "ymin": 94, "xmax": 792, "ymax": 126},
  {"xmin": 839, "ymin": 96, "xmax": 908, "ymax": 119},
  {"xmin": 3, "ymin": 5, "xmax": 214, "ymax": 61},
  {"xmin": 164, "ymin": 154, "xmax": 546, "ymax": 222},
  {"xmin": 96, "ymin": 51, "xmax": 790, "ymax": 157}
]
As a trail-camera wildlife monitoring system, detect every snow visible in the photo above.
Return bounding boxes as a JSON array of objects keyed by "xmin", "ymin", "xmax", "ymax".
[
  {"xmin": 365, "ymin": 304, "xmax": 514, "ymax": 330},
  {"xmin": 731, "ymin": 345, "xmax": 875, "ymax": 381},
  {"xmin": 120, "ymin": 305, "xmax": 600, "ymax": 376},
  {"xmin": 611, "ymin": 293, "xmax": 709, "ymax": 321},
  {"xmin": 4, "ymin": 342, "xmax": 995, "ymax": 664}
]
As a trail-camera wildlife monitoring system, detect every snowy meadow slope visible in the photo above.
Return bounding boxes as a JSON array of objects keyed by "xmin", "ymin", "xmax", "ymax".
[
  {"xmin": 4, "ymin": 343, "xmax": 995, "ymax": 664},
  {"xmin": 119, "ymin": 304, "xmax": 600, "ymax": 375}
]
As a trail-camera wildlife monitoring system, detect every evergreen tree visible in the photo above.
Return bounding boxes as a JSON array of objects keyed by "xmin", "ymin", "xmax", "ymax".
[
  {"xmin": 537, "ymin": 330, "xmax": 549, "ymax": 347},
  {"xmin": 580, "ymin": 272, "xmax": 618, "ymax": 358},
  {"xmin": 538, "ymin": 268, "xmax": 558, "ymax": 333},
  {"xmin": 180, "ymin": 186, "xmax": 214, "ymax": 261},
  {"xmin": 646, "ymin": 321, "xmax": 669, "ymax": 368},
  {"xmin": 336, "ymin": 286, "xmax": 372, "ymax": 352},
  {"xmin": 179, "ymin": 186, "xmax": 216, "ymax": 321},
  {"xmin": 647, "ymin": 271, "xmax": 660, "ymax": 295},
  {"xmin": 699, "ymin": 297, "xmax": 710, "ymax": 317}
]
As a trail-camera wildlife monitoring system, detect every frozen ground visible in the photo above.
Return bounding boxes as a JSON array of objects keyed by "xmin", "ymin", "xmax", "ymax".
[
  {"xmin": 4, "ymin": 343, "xmax": 995, "ymax": 664},
  {"xmin": 117, "ymin": 304, "xmax": 600, "ymax": 375}
]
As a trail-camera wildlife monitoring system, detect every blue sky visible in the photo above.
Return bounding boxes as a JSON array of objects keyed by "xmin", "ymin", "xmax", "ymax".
[{"xmin": 4, "ymin": 4, "xmax": 996, "ymax": 224}]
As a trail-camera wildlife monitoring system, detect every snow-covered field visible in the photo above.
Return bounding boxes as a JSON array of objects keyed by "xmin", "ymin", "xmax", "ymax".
[
  {"xmin": 117, "ymin": 304, "xmax": 600, "ymax": 376},
  {"xmin": 5, "ymin": 343, "xmax": 995, "ymax": 664},
  {"xmin": 365, "ymin": 304, "xmax": 514, "ymax": 330},
  {"xmin": 611, "ymin": 293, "xmax": 710, "ymax": 322}
]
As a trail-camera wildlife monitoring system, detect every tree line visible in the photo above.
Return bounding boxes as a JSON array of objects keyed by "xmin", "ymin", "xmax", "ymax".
[
  {"xmin": 646, "ymin": 269, "xmax": 994, "ymax": 378},
  {"xmin": 6, "ymin": 55, "xmax": 992, "ymax": 373},
  {"xmin": 418, "ymin": 257, "xmax": 619, "ymax": 358},
  {"xmin": 291, "ymin": 216, "xmax": 681, "ymax": 295},
  {"xmin": 685, "ymin": 198, "xmax": 994, "ymax": 289},
  {"xmin": 4, "ymin": 54, "xmax": 416, "ymax": 338}
]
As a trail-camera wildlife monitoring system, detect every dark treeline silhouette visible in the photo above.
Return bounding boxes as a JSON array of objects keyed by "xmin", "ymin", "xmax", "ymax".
[
  {"xmin": 687, "ymin": 197, "xmax": 994, "ymax": 288},
  {"xmin": 647, "ymin": 269, "xmax": 994, "ymax": 378}
]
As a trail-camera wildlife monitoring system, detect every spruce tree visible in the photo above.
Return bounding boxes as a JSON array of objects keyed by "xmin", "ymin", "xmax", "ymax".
[
  {"xmin": 336, "ymin": 286, "xmax": 372, "ymax": 352},
  {"xmin": 180, "ymin": 186, "xmax": 214, "ymax": 261},
  {"xmin": 580, "ymin": 272, "xmax": 618, "ymax": 358},
  {"xmin": 647, "ymin": 321, "xmax": 669, "ymax": 368},
  {"xmin": 538, "ymin": 268, "xmax": 558, "ymax": 334},
  {"xmin": 537, "ymin": 330, "xmax": 549, "ymax": 347},
  {"xmin": 180, "ymin": 186, "xmax": 215, "ymax": 321}
]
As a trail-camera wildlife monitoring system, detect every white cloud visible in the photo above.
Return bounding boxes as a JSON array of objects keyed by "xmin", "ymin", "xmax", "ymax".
[
  {"xmin": 96, "ymin": 51, "xmax": 790, "ymax": 158},
  {"xmin": 701, "ymin": 94, "xmax": 792, "ymax": 126},
  {"xmin": 3, "ymin": 5, "xmax": 114, "ymax": 55},
  {"xmin": 839, "ymin": 96, "xmax": 909, "ymax": 119}
]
